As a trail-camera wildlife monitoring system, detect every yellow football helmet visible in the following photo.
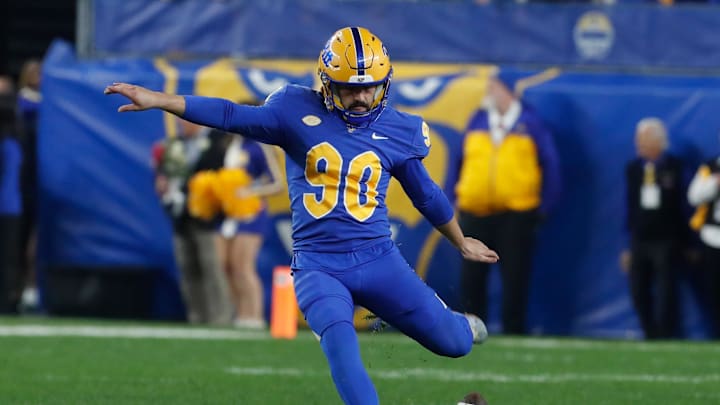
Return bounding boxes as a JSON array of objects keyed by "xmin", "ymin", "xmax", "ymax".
[{"xmin": 317, "ymin": 27, "xmax": 393, "ymax": 126}]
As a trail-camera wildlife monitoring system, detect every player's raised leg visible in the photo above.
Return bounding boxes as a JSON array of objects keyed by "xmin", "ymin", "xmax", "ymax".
[
  {"xmin": 354, "ymin": 246, "xmax": 484, "ymax": 358},
  {"xmin": 293, "ymin": 268, "xmax": 378, "ymax": 405}
]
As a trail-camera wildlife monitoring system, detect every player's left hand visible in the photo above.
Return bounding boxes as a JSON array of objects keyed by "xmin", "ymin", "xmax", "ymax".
[
  {"xmin": 104, "ymin": 82, "xmax": 162, "ymax": 112},
  {"xmin": 459, "ymin": 237, "xmax": 499, "ymax": 263}
]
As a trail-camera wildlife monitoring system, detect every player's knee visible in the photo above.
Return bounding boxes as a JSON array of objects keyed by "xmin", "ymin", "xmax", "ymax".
[
  {"xmin": 430, "ymin": 313, "xmax": 473, "ymax": 358},
  {"xmin": 320, "ymin": 321, "xmax": 357, "ymax": 355},
  {"xmin": 423, "ymin": 335, "xmax": 471, "ymax": 358},
  {"xmin": 441, "ymin": 335, "xmax": 472, "ymax": 358},
  {"xmin": 293, "ymin": 270, "xmax": 354, "ymax": 336},
  {"xmin": 303, "ymin": 297, "xmax": 354, "ymax": 336}
]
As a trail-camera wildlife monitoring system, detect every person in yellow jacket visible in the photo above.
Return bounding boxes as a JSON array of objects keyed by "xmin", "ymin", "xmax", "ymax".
[
  {"xmin": 455, "ymin": 68, "xmax": 561, "ymax": 335},
  {"xmin": 688, "ymin": 153, "xmax": 720, "ymax": 338}
]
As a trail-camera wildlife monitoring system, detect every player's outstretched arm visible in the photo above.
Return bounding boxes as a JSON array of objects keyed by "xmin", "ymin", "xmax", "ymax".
[
  {"xmin": 104, "ymin": 83, "xmax": 186, "ymax": 115},
  {"xmin": 392, "ymin": 158, "xmax": 499, "ymax": 264},
  {"xmin": 105, "ymin": 83, "xmax": 285, "ymax": 146}
]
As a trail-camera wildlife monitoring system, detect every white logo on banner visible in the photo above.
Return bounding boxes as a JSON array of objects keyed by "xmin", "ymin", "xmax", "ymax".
[
  {"xmin": 247, "ymin": 69, "xmax": 289, "ymax": 96},
  {"xmin": 573, "ymin": 11, "xmax": 615, "ymax": 60},
  {"xmin": 396, "ymin": 77, "xmax": 443, "ymax": 101}
]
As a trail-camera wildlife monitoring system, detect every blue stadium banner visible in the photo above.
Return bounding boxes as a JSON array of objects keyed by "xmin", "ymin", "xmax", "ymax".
[{"xmin": 89, "ymin": 0, "xmax": 720, "ymax": 70}]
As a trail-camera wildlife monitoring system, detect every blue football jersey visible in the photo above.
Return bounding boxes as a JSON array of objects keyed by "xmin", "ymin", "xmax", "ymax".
[
  {"xmin": 184, "ymin": 84, "xmax": 433, "ymax": 252},
  {"xmin": 184, "ymin": 85, "xmax": 434, "ymax": 252},
  {"xmin": 275, "ymin": 85, "xmax": 429, "ymax": 251}
]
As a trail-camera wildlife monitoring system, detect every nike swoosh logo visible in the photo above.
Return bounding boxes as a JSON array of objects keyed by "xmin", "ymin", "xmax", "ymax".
[{"xmin": 371, "ymin": 133, "xmax": 389, "ymax": 140}]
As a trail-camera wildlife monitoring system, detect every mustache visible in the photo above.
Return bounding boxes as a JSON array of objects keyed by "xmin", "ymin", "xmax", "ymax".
[{"xmin": 348, "ymin": 101, "xmax": 370, "ymax": 110}]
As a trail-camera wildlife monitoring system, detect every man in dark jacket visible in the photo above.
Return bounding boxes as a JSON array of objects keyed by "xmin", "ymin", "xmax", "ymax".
[{"xmin": 621, "ymin": 117, "xmax": 685, "ymax": 339}]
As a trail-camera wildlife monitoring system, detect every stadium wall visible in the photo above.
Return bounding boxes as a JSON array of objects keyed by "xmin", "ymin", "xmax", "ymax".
[{"xmin": 87, "ymin": 0, "xmax": 720, "ymax": 71}]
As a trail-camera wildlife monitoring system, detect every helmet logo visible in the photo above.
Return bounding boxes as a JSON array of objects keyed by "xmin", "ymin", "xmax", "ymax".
[
  {"xmin": 321, "ymin": 42, "xmax": 335, "ymax": 68},
  {"xmin": 348, "ymin": 75, "xmax": 375, "ymax": 83}
]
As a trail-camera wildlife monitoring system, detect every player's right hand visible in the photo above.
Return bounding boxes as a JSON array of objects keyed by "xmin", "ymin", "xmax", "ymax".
[
  {"xmin": 460, "ymin": 237, "xmax": 499, "ymax": 263},
  {"xmin": 104, "ymin": 82, "xmax": 160, "ymax": 112}
]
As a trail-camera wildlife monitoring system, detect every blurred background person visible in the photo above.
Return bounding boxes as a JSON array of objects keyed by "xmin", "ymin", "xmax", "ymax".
[
  {"xmin": 455, "ymin": 68, "xmax": 561, "ymax": 335},
  {"xmin": 152, "ymin": 118, "xmax": 233, "ymax": 325},
  {"xmin": 216, "ymin": 132, "xmax": 283, "ymax": 329},
  {"xmin": 0, "ymin": 77, "xmax": 22, "ymax": 314},
  {"xmin": 15, "ymin": 59, "xmax": 42, "ymax": 313},
  {"xmin": 620, "ymin": 118, "xmax": 684, "ymax": 340},
  {"xmin": 688, "ymin": 141, "xmax": 720, "ymax": 339}
]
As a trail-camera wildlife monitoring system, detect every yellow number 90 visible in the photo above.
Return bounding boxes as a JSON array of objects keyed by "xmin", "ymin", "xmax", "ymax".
[{"xmin": 303, "ymin": 142, "xmax": 382, "ymax": 222}]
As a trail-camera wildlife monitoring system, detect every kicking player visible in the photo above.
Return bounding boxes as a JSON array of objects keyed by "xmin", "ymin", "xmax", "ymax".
[{"xmin": 106, "ymin": 26, "xmax": 499, "ymax": 405}]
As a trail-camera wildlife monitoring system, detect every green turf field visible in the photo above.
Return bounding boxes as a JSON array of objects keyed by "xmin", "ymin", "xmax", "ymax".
[{"xmin": 0, "ymin": 317, "xmax": 718, "ymax": 404}]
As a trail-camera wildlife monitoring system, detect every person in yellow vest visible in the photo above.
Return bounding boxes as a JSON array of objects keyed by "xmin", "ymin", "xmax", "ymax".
[
  {"xmin": 455, "ymin": 68, "xmax": 561, "ymax": 335},
  {"xmin": 688, "ymin": 148, "xmax": 720, "ymax": 338},
  {"xmin": 620, "ymin": 118, "xmax": 684, "ymax": 339}
]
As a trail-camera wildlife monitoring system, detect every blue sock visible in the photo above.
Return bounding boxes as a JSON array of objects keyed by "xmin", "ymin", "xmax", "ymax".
[{"xmin": 320, "ymin": 321, "xmax": 378, "ymax": 405}]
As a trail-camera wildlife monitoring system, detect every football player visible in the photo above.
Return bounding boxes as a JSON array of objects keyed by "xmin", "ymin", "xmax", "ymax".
[{"xmin": 106, "ymin": 26, "xmax": 499, "ymax": 405}]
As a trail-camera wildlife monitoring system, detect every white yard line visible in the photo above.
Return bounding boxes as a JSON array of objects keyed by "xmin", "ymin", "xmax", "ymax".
[
  {"xmin": 0, "ymin": 325, "xmax": 267, "ymax": 340},
  {"xmin": 0, "ymin": 324, "xmax": 717, "ymax": 354},
  {"xmin": 225, "ymin": 366, "xmax": 720, "ymax": 384},
  {"xmin": 490, "ymin": 338, "xmax": 720, "ymax": 353}
]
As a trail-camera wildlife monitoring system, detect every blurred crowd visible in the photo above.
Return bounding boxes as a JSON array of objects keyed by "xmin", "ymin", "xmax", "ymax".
[
  {"xmin": 2, "ymin": 58, "xmax": 719, "ymax": 341},
  {"xmin": 0, "ymin": 60, "xmax": 42, "ymax": 315}
]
